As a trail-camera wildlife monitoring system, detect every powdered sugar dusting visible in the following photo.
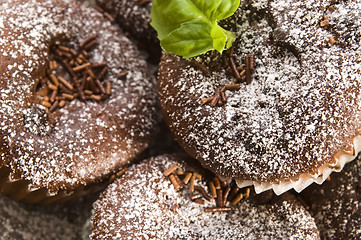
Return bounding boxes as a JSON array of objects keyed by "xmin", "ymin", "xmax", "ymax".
[
  {"xmin": 158, "ymin": 0, "xmax": 361, "ymax": 185},
  {"xmin": 91, "ymin": 154, "xmax": 320, "ymax": 239},
  {"xmin": 0, "ymin": 0, "xmax": 157, "ymax": 194},
  {"xmin": 95, "ymin": 0, "xmax": 157, "ymax": 46},
  {"xmin": 0, "ymin": 193, "xmax": 93, "ymax": 240},
  {"xmin": 300, "ymin": 155, "xmax": 361, "ymax": 239}
]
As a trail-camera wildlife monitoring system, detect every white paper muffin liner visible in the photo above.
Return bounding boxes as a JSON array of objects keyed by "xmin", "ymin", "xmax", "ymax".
[{"xmin": 233, "ymin": 136, "xmax": 361, "ymax": 195}]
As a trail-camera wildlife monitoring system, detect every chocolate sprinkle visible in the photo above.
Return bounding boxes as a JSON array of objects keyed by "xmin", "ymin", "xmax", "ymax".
[
  {"xmin": 163, "ymin": 165, "xmax": 251, "ymax": 213},
  {"xmin": 35, "ymin": 35, "xmax": 112, "ymax": 112},
  {"xmin": 192, "ymin": 60, "xmax": 211, "ymax": 76},
  {"xmin": 204, "ymin": 207, "xmax": 231, "ymax": 213},
  {"xmin": 194, "ymin": 186, "xmax": 212, "ymax": 201},
  {"xmin": 199, "ymin": 51, "xmax": 255, "ymax": 107}
]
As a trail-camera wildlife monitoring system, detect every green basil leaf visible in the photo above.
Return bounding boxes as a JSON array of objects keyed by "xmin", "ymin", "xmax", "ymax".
[
  {"xmin": 211, "ymin": 23, "xmax": 228, "ymax": 53},
  {"xmin": 151, "ymin": 0, "xmax": 240, "ymax": 58},
  {"xmin": 198, "ymin": 0, "xmax": 241, "ymax": 23},
  {"xmin": 160, "ymin": 21, "xmax": 214, "ymax": 58}
]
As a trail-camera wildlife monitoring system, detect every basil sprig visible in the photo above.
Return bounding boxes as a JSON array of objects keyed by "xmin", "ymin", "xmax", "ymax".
[{"xmin": 151, "ymin": 0, "xmax": 240, "ymax": 58}]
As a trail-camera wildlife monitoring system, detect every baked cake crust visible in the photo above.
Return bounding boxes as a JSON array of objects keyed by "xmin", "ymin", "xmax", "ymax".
[
  {"xmin": 0, "ymin": 0, "xmax": 158, "ymax": 202},
  {"xmin": 158, "ymin": 0, "xmax": 361, "ymax": 194}
]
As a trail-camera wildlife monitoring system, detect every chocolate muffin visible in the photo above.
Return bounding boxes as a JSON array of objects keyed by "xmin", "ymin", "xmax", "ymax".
[
  {"xmin": 0, "ymin": 193, "xmax": 95, "ymax": 240},
  {"xmin": 91, "ymin": 154, "xmax": 320, "ymax": 239},
  {"xmin": 158, "ymin": 0, "xmax": 361, "ymax": 194},
  {"xmin": 0, "ymin": 0, "xmax": 158, "ymax": 203}
]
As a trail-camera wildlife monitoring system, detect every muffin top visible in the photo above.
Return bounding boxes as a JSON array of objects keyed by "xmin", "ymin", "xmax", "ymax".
[
  {"xmin": 91, "ymin": 154, "xmax": 320, "ymax": 240},
  {"xmin": 158, "ymin": 0, "xmax": 361, "ymax": 191},
  {"xmin": 0, "ymin": 0, "xmax": 158, "ymax": 194}
]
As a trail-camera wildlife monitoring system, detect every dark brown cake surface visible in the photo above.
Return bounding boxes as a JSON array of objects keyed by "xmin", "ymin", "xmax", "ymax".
[
  {"xmin": 158, "ymin": 0, "xmax": 361, "ymax": 188},
  {"xmin": 95, "ymin": 0, "xmax": 160, "ymax": 58},
  {"xmin": 0, "ymin": 0, "xmax": 158, "ymax": 196},
  {"xmin": 300, "ymin": 155, "xmax": 361, "ymax": 239},
  {"xmin": 0, "ymin": 193, "xmax": 95, "ymax": 239},
  {"xmin": 91, "ymin": 154, "xmax": 320, "ymax": 239}
]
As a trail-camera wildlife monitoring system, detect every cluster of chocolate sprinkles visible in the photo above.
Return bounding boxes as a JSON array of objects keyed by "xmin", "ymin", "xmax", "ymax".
[
  {"xmin": 163, "ymin": 164, "xmax": 251, "ymax": 213},
  {"xmin": 200, "ymin": 84, "xmax": 241, "ymax": 106},
  {"xmin": 319, "ymin": 6, "xmax": 337, "ymax": 45},
  {"xmin": 320, "ymin": 15, "xmax": 336, "ymax": 44},
  {"xmin": 319, "ymin": 5, "xmax": 336, "ymax": 29},
  {"xmin": 223, "ymin": 48, "xmax": 255, "ymax": 85},
  {"xmin": 36, "ymin": 35, "xmax": 120, "ymax": 112},
  {"xmin": 197, "ymin": 48, "xmax": 256, "ymax": 107},
  {"xmin": 94, "ymin": 5, "xmax": 115, "ymax": 23}
]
